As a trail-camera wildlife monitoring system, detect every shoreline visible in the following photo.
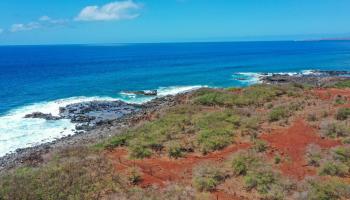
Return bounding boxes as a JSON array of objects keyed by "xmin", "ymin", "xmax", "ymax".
[
  {"xmin": 1, "ymin": 70, "xmax": 350, "ymax": 171},
  {"xmin": 0, "ymin": 94, "xmax": 185, "ymax": 170}
]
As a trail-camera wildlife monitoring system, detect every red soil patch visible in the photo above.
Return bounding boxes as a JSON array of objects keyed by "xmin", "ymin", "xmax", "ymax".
[
  {"xmin": 106, "ymin": 143, "xmax": 249, "ymax": 199},
  {"xmin": 261, "ymin": 119, "xmax": 340, "ymax": 180},
  {"xmin": 313, "ymin": 88, "xmax": 350, "ymax": 101}
]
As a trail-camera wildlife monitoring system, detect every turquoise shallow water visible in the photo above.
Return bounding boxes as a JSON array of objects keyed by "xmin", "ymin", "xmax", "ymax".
[{"xmin": 1, "ymin": 41, "xmax": 350, "ymax": 156}]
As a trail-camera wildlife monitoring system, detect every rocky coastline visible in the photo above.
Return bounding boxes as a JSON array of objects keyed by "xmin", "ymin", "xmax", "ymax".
[
  {"xmin": 1, "ymin": 70, "xmax": 349, "ymax": 171},
  {"xmin": 0, "ymin": 94, "xmax": 184, "ymax": 170},
  {"xmin": 260, "ymin": 70, "xmax": 350, "ymax": 86}
]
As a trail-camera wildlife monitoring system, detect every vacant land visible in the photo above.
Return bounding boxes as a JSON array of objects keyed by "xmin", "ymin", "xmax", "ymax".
[{"xmin": 1, "ymin": 81, "xmax": 350, "ymax": 200}]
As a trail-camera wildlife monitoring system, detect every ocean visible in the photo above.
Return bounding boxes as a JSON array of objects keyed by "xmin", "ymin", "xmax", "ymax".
[{"xmin": 1, "ymin": 41, "xmax": 350, "ymax": 156}]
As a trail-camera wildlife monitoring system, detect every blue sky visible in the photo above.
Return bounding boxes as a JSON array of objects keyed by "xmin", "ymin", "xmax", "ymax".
[{"xmin": 0, "ymin": 0, "xmax": 350, "ymax": 45}]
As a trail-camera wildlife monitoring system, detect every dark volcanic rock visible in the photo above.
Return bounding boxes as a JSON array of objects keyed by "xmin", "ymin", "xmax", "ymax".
[
  {"xmin": 261, "ymin": 70, "xmax": 350, "ymax": 86},
  {"xmin": 59, "ymin": 100, "xmax": 140, "ymax": 131},
  {"xmin": 24, "ymin": 112, "xmax": 62, "ymax": 120}
]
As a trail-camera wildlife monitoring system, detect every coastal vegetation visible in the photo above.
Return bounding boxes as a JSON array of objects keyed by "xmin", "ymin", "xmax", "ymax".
[{"xmin": 1, "ymin": 81, "xmax": 350, "ymax": 200}]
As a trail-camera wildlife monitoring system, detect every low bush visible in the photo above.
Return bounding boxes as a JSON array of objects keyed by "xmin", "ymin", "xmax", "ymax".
[
  {"xmin": 336, "ymin": 107, "xmax": 350, "ymax": 120},
  {"xmin": 274, "ymin": 154, "xmax": 282, "ymax": 164},
  {"xmin": 305, "ymin": 144, "xmax": 322, "ymax": 167},
  {"xmin": 332, "ymin": 146, "xmax": 350, "ymax": 165},
  {"xmin": 321, "ymin": 121, "xmax": 350, "ymax": 138},
  {"xmin": 128, "ymin": 167, "xmax": 142, "ymax": 185},
  {"xmin": 231, "ymin": 151, "xmax": 261, "ymax": 176},
  {"xmin": 319, "ymin": 161, "xmax": 349, "ymax": 177},
  {"xmin": 168, "ymin": 143, "xmax": 185, "ymax": 159},
  {"xmin": 0, "ymin": 147, "xmax": 122, "ymax": 200},
  {"xmin": 269, "ymin": 106, "xmax": 290, "ymax": 122},
  {"xmin": 195, "ymin": 111, "xmax": 238, "ymax": 154},
  {"xmin": 253, "ymin": 139, "xmax": 268, "ymax": 153},
  {"xmin": 244, "ymin": 167, "xmax": 278, "ymax": 194},
  {"xmin": 192, "ymin": 163, "xmax": 226, "ymax": 191},
  {"xmin": 129, "ymin": 142, "xmax": 152, "ymax": 159},
  {"xmin": 305, "ymin": 178, "xmax": 350, "ymax": 200},
  {"xmin": 333, "ymin": 80, "xmax": 350, "ymax": 88}
]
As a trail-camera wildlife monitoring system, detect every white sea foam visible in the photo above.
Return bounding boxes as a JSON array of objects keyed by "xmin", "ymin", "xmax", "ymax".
[
  {"xmin": 232, "ymin": 72, "xmax": 264, "ymax": 84},
  {"xmin": 0, "ymin": 86, "xmax": 206, "ymax": 157},
  {"xmin": 233, "ymin": 70, "xmax": 319, "ymax": 84},
  {"xmin": 119, "ymin": 85, "xmax": 207, "ymax": 104},
  {"xmin": 0, "ymin": 96, "xmax": 117, "ymax": 157}
]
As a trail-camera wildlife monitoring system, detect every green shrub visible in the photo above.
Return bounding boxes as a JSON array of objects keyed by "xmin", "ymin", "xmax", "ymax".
[
  {"xmin": 197, "ymin": 130, "xmax": 233, "ymax": 154},
  {"xmin": 332, "ymin": 146, "xmax": 350, "ymax": 165},
  {"xmin": 306, "ymin": 178, "xmax": 350, "ymax": 200},
  {"xmin": 268, "ymin": 106, "xmax": 290, "ymax": 122},
  {"xmin": 334, "ymin": 80, "xmax": 350, "ymax": 88},
  {"xmin": 319, "ymin": 162, "xmax": 349, "ymax": 177},
  {"xmin": 0, "ymin": 147, "xmax": 122, "ymax": 200},
  {"xmin": 336, "ymin": 107, "xmax": 350, "ymax": 120},
  {"xmin": 192, "ymin": 163, "xmax": 225, "ymax": 191},
  {"xmin": 323, "ymin": 121, "xmax": 350, "ymax": 138},
  {"xmin": 244, "ymin": 168, "xmax": 277, "ymax": 194},
  {"xmin": 168, "ymin": 144, "xmax": 184, "ymax": 159},
  {"xmin": 103, "ymin": 134, "xmax": 131, "ymax": 149},
  {"xmin": 274, "ymin": 154, "xmax": 281, "ymax": 164},
  {"xmin": 334, "ymin": 95, "xmax": 347, "ymax": 105},
  {"xmin": 129, "ymin": 141, "xmax": 152, "ymax": 159},
  {"xmin": 231, "ymin": 151, "xmax": 261, "ymax": 176},
  {"xmin": 128, "ymin": 167, "xmax": 142, "ymax": 185},
  {"xmin": 253, "ymin": 139, "xmax": 268, "ymax": 153},
  {"xmin": 196, "ymin": 111, "xmax": 237, "ymax": 154}
]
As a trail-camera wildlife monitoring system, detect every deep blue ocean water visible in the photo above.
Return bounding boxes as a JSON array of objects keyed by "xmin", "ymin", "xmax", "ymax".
[{"xmin": 1, "ymin": 41, "xmax": 350, "ymax": 156}]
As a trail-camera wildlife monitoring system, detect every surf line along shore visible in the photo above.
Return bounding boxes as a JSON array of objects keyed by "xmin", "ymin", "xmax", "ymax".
[{"xmin": 0, "ymin": 92, "xmax": 187, "ymax": 170}]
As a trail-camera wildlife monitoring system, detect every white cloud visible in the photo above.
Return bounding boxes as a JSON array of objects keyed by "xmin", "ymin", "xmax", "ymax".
[
  {"xmin": 75, "ymin": 0, "xmax": 141, "ymax": 21},
  {"xmin": 39, "ymin": 15, "xmax": 51, "ymax": 21},
  {"xmin": 10, "ymin": 22, "xmax": 41, "ymax": 32},
  {"xmin": 10, "ymin": 16, "xmax": 68, "ymax": 33}
]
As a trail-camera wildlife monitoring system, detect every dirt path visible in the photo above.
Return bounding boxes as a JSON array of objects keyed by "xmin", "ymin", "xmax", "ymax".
[{"xmin": 261, "ymin": 119, "xmax": 340, "ymax": 180}]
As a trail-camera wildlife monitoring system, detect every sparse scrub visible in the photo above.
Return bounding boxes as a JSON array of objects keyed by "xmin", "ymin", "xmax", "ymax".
[
  {"xmin": 192, "ymin": 163, "xmax": 226, "ymax": 191},
  {"xmin": 304, "ymin": 178, "xmax": 350, "ymax": 200},
  {"xmin": 336, "ymin": 107, "xmax": 350, "ymax": 120},
  {"xmin": 231, "ymin": 151, "xmax": 262, "ymax": 176},
  {"xmin": 196, "ymin": 111, "xmax": 238, "ymax": 154},
  {"xmin": 333, "ymin": 79, "xmax": 350, "ymax": 88},
  {"xmin": 244, "ymin": 167, "xmax": 278, "ymax": 194},
  {"xmin": 253, "ymin": 139, "xmax": 268, "ymax": 152},
  {"xmin": 0, "ymin": 147, "xmax": 123, "ymax": 200},
  {"xmin": 332, "ymin": 146, "xmax": 350, "ymax": 165},
  {"xmin": 168, "ymin": 143, "xmax": 185, "ymax": 159},
  {"xmin": 321, "ymin": 121, "xmax": 350, "ymax": 138},
  {"xmin": 319, "ymin": 161, "xmax": 349, "ymax": 177},
  {"xmin": 269, "ymin": 106, "xmax": 290, "ymax": 122},
  {"xmin": 305, "ymin": 144, "xmax": 322, "ymax": 167},
  {"xmin": 274, "ymin": 154, "xmax": 282, "ymax": 164},
  {"xmin": 128, "ymin": 167, "xmax": 142, "ymax": 185}
]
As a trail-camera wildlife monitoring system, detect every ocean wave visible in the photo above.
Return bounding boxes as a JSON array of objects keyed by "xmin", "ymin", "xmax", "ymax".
[
  {"xmin": 119, "ymin": 85, "xmax": 207, "ymax": 104},
  {"xmin": 0, "ymin": 96, "xmax": 117, "ymax": 157},
  {"xmin": 232, "ymin": 70, "xmax": 321, "ymax": 84}
]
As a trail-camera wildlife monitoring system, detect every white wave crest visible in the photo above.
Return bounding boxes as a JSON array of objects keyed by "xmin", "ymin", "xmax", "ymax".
[{"xmin": 0, "ymin": 96, "xmax": 117, "ymax": 157}]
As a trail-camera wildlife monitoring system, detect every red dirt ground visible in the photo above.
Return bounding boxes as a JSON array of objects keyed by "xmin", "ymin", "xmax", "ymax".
[
  {"xmin": 313, "ymin": 88, "xmax": 350, "ymax": 100},
  {"xmin": 261, "ymin": 119, "xmax": 341, "ymax": 180},
  {"xmin": 107, "ymin": 142, "xmax": 249, "ymax": 200}
]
